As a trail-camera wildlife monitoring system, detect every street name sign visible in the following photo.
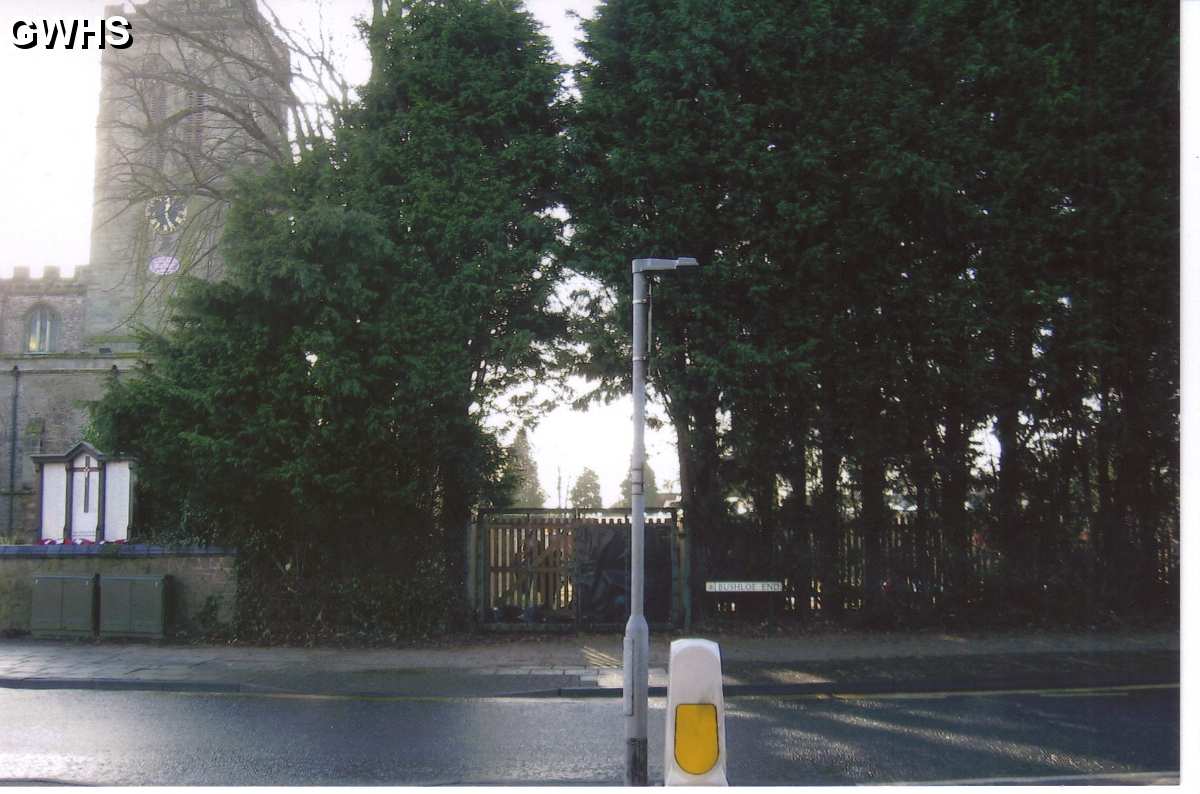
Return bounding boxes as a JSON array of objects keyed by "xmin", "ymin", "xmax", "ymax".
[{"xmin": 705, "ymin": 581, "xmax": 782, "ymax": 593}]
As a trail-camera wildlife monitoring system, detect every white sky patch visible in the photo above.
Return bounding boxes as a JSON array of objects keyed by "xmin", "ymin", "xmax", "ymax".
[
  {"xmin": 526, "ymin": 379, "xmax": 679, "ymax": 509},
  {"xmin": 0, "ymin": 0, "xmax": 107, "ymax": 276}
]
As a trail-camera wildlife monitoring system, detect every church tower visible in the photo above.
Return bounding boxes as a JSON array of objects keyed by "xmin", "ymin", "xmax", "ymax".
[
  {"xmin": 0, "ymin": 0, "xmax": 289, "ymax": 542},
  {"xmin": 87, "ymin": 0, "xmax": 291, "ymax": 347}
]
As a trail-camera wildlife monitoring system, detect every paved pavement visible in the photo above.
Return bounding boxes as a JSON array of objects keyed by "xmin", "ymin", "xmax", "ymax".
[{"xmin": 0, "ymin": 628, "xmax": 1178, "ymax": 698}]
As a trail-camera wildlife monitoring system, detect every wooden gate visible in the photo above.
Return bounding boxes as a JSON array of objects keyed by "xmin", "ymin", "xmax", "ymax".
[{"xmin": 470, "ymin": 508, "xmax": 682, "ymax": 629}]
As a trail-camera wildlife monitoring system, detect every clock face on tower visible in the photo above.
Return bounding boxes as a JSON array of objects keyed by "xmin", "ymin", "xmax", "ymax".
[{"xmin": 146, "ymin": 195, "xmax": 187, "ymax": 234}]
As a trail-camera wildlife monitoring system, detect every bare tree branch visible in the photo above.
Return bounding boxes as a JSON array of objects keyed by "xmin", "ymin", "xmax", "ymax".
[{"xmin": 90, "ymin": 0, "xmax": 354, "ymax": 334}]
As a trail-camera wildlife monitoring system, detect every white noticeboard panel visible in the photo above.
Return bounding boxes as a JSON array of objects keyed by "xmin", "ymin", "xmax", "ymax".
[
  {"xmin": 34, "ymin": 443, "xmax": 136, "ymax": 543},
  {"xmin": 40, "ymin": 463, "xmax": 67, "ymax": 541},
  {"xmin": 705, "ymin": 581, "xmax": 782, "ymax": 593},
  {"xmin": 103, "ymin": 460, "xmax": 132, "ymax": 542}
]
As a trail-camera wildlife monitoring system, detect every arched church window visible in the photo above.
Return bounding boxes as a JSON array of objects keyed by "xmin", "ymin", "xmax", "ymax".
[
  {"xmin": 140, "ymin": 54, "xmax": 171, "ymax": 172},
  {"xmin": 25, "ymin": 305, "xmax": 61, "ymax": 354},
  {"xmin": 147, "ymin": 80, "xmax": 168, "ymax": 170},
  {"xmin": 187, "ymin": 90, "xmax": 209, "ymax": 151}
]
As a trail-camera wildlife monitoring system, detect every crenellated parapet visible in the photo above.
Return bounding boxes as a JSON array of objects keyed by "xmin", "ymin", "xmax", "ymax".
[{"xmin": 0, "ymin": 266, "xmax": 86, "ymax": 292}]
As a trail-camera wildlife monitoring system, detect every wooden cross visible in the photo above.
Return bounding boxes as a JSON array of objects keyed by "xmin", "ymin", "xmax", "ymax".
[{"xmin": 77, "ymin": 455, "xmax": 101, "ymax": 513}]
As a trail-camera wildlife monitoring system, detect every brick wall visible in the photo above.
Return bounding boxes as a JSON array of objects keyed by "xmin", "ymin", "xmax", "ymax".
[{"xmin": 0, "ymin": 545, "xmax": 237, "ymax": 635}]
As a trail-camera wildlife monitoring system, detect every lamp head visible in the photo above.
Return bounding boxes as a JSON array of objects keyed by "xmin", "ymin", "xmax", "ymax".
[{"xmin": 632, "ymin": 256, "xmax": 701, "ymax": 274}]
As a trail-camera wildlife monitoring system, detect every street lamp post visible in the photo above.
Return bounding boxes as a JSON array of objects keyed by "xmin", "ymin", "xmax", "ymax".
[{"xmin": 624, "ymin": 256, "xmax": 698, "ymax": 786}]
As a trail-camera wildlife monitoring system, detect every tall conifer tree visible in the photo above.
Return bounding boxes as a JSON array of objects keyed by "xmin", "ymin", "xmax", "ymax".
[
  {"xmin": 569, "ymin": 467, "xmax": 603, "ymax": 509},
  {"xmin": 91, "ymin": 0, "xmax": 566, "ymax": 633}
]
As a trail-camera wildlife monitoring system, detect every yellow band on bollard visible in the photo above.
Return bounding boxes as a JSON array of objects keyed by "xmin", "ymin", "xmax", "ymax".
[{"xmin": 674, "ymin": 703, "xmax": 719, "ymax": 774}]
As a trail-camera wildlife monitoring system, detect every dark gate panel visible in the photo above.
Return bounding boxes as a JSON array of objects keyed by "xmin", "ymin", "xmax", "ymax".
[
  {"xmin": 475, "ymin": 508, "xmax": 679, "ymax": 628},
  {"xmin": 573, "ymin": 520, "xmax": 627, "ymax": 623}
]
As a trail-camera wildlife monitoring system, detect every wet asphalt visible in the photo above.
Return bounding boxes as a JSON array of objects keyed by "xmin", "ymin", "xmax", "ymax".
[
  {"xmin": 0, "ymin": 684, "xmax": 1179, "ymax": 785},
  {"xmin": 0, "ymin": 648, "xmax": 1177, "ymax": 700},
  {"xmin": 0, "ymin": 629, "xmax": 1180, "ymax": 784}
]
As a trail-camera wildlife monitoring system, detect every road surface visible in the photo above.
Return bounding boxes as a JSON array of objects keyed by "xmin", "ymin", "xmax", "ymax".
[{"xmin": 0, "ymin": 684, "xmax": 1178, "ymax": 785}]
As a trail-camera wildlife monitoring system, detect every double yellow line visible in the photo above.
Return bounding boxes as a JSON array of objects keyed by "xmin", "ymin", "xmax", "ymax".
[{"xmin": 754, "ymin": 682, "xmax": 1178, "ymax": 701}]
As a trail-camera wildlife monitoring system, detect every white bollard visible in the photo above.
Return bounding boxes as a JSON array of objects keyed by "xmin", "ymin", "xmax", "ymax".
[{"xmin": 664, "ymin": 638, "xmax": 728, "ymax": 786}]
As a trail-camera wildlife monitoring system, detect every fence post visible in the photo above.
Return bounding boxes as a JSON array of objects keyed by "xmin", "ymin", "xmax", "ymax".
[
  {"xmin": 669, "ymin": 515, "xmax": 679, "ymax": 627},
  {"xmin": 467, "ymin": 516, "xmax": 478, "ymax": 621},
  {"xmin": 682, "ymin": 512, "xmax": 692, "ymax": 630}
]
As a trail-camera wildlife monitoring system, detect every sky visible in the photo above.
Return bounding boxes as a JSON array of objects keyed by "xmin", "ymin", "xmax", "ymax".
[{"xmin": 0, "ymin": 0, "xmax": 676, "ymax": 508}]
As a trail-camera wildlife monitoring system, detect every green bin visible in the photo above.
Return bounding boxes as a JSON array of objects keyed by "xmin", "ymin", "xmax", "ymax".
[
  {"xmin": 31, "ymin": 574, "xmax": 98, "ymax": 638},
  {"xmin": 100, "ymin": 575, "xmax": 168, "ymax": 639}
]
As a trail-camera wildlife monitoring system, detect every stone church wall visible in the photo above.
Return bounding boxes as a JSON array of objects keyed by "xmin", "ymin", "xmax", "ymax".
[
  {"xmin": 0, "ymin": 0, "xmax": 288, "ymax": 545},
  {"xmin": 0, "ymin": 267, "xmax": 86, "ymax": 354},
  {"xmin": 0, "ymin": 362, "xmax": 138, "ymax": 544},
  {"xmin": 0, "ymin": 269, "xmax": 139, "ymax": 543}
]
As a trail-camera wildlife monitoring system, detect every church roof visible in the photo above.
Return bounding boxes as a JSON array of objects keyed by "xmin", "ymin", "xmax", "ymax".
[{"xmin": 31, "ymin": 441, "xmax": 132, "ymax": 464}]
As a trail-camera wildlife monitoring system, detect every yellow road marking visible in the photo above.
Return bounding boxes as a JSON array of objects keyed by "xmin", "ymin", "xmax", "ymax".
[
  {"xmin": 581, "ymin": 646, "xmax": 621, "ymax": 668},
  {"xmin": 118, "ymin": 681, "xmax": 1179, "ymax": 704},
  {"xmin": 753, "ymin": 682, "xmax": 1177, "ymax": 701},
  {"xmin": 168, "ymin": 690, "xmax": 498, "ymax": 704},
  {"xmin": 904, "ymin": 770, "xmax": 1179, "ymax": 786}
]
